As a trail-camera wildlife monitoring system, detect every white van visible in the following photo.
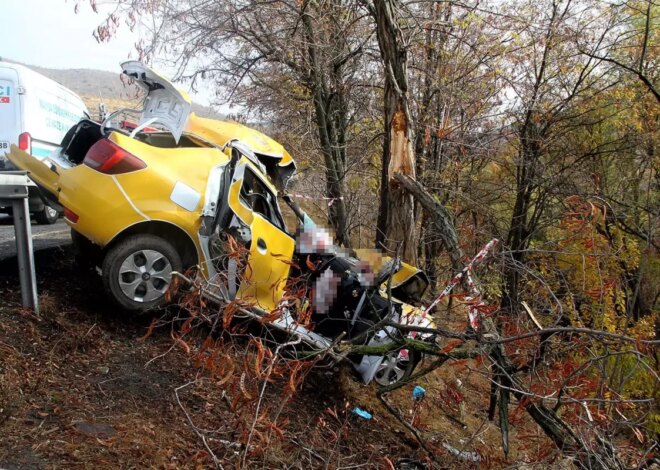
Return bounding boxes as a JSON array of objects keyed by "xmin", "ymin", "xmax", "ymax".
[{"xmin": 0, "ymin": 61, "xmax": 88, "ymax": 223}]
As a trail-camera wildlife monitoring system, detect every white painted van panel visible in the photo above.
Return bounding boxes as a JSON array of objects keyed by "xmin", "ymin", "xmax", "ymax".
[{"xmin": 0, "ymin": 62, "xmax": 88, "ymax": 160}]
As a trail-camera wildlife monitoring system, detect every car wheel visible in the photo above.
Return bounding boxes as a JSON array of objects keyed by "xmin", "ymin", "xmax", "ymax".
[
  {"xmin": 373, "ymin": 348, "xmax": 421, "ymax": 387},
  {"xmin": 35, "ymin": 204, "xmax": 59, "ymax": 225},
  {"xmin": 102, "ymin": 234, "xmax": 182, "ymax": 312}
]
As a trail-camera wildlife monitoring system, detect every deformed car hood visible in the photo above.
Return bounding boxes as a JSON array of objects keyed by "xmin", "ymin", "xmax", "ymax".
[
  {"xmin": 185, "ymin": 114, "xmax": 296, "ymax": 188},
  {"xmin": 121, "ymin": 61, "xmax": 192, "ymax": 142},
  {"xmin": 119, "ymin": 61, "xmax": 296, "ymax": 186}
]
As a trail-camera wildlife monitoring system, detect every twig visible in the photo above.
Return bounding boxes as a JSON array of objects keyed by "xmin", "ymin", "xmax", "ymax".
[
  {"xmin": 377, "ymin": 390, "xmax": 440, "ymax": 464},
  {"xmin": 521, "ymin": 301, "xmax": 543, "ymax": 330},
  {"xmin": 144, "ymin": 342, "xmax": 178, "ymax": 368},
  {"xmin": 291, "ymin": 438, "xmax": 327, "ymax": 464},
  {"xmin": 175, "ymin": 381, "xmax": 224, "ymax": 469},
  {"xmin": 241, "ymin": 336, "xmax": 302, "ymax": 469}
]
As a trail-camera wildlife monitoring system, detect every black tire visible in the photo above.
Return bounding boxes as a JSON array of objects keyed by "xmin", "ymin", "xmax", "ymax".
[
  {"xmin": 102, "ymin": 234, "xmax": 182, "ymax": 312},
  {"xmin": 34, "ymin": 204, "xmax": 59, "ymax": 225}
]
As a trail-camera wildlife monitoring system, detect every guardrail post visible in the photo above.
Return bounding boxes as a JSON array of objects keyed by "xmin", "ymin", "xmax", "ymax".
[{"xmin": 0, "ymin": 171, "xmax": 39, "ymax": 313}]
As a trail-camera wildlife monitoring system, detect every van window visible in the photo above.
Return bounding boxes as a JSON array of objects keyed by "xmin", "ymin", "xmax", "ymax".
[{"xmin": 239, "ymin": 168, "xmax": 286, "ymax": 231}]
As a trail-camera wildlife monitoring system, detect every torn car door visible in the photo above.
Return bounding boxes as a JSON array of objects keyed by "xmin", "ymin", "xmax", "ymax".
[{"xmin": 226, "ymin": 159, "xmax": 295, "ymax": 311}]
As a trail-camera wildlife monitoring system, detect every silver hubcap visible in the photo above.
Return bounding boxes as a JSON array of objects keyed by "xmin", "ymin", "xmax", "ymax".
[
  {"xmin": 118, "ymin": 249, "xmax": 173, "ymax": 302},
  {"xmin": 46, "ymin": 206, "xmax": 57, "ymax": 218},
  {"xmin": 374, "ymin": 352, "xmax": 410, "ymax": 386}
]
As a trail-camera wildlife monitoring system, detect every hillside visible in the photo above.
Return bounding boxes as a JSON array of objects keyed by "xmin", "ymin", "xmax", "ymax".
[
  {"xmin": 22, "ymin": 63, "xmax": 223, "ymax": 120},
  {"xmin": 0, "ymin": 246, "xmax": 525, "ymax": 469}
]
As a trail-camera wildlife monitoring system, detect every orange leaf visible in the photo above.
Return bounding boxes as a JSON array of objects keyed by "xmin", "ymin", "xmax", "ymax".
[
  {"xmin": 440, "ymin": 339, "xmax": 463, "ymax": 354},
  {"xmin": 138, "ymin": 319, "xmax": 157, "ymax": 342},
  {"xmin": 171, "ymin": 331, "xmax": 191, "ymax": 354}
]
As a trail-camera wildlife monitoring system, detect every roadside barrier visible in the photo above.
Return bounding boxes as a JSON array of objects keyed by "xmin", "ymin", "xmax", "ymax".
[{"xmin": 0, "ymin": 171, "xmax": 39, "ymax": 313}]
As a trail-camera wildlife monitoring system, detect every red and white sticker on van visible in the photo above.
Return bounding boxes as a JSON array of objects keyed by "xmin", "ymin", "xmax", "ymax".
[
  {"xmin": 0, "ymin": 81, "xmax": 16, "ymax": 155},
  {"xmin": 0, "ymin": 85, "xmax": 10, "ymax": 103}
]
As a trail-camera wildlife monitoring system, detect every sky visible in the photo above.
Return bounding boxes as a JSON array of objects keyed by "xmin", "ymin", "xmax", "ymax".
[{"xmin": 0, "ymin": 0, "xmax": 215, "ymax": 107}]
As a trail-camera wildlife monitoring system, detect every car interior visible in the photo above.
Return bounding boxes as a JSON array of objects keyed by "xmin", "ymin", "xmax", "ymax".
[
  {"xmin": 59, "ymin": 118, "xmax": 210, "ymax": 166},
  {"xmin": 239, "ymin": 167, "xmax": 286, "ymax": 230}
]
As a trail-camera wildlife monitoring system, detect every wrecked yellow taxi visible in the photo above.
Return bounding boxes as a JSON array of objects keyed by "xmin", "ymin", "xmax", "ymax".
[{"xmin": 8, "ymin": 62, "xmax": 435, "ymax": 385}]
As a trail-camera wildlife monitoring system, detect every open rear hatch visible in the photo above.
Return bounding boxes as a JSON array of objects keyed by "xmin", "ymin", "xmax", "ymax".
[{"xmin": 121, "ymin": 61, "xmax": 192, "ymax": 142}]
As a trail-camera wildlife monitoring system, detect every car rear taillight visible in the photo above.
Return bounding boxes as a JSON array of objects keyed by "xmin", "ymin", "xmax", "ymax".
[
  {"xmin": 63, "ymin": 207, "xmax": 79, "ymax": 223},
  {"xmin": 18, "ymin": 132, "xmax": 31, "ymax": 154},
  {"xmin": 83, "ymin": 139, "xmax": 146, "ymax": 174}
]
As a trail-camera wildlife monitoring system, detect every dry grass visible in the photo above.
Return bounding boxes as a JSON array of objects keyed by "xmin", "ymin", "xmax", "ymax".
[{"xmin": 0, "ymin": 247, "xmax": 562, "ymax": 469}]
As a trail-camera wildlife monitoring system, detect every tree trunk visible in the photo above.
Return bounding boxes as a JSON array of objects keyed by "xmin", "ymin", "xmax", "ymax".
[
  {"xmin": 387, "ymin": 106, "xmax": 417, "ymax": 261},
  {"xmin": 502, "ymin": 111, "xmax": 546, "ymax": 312},
  {"xmin": 370, "ymin": 0, "xmax": 417, "ymax": 263},
  {"xmin": 301, "ymin": 6, "xmax": 350, "ymax": 247},
  {"xmin": 393, "ymin": 173, "xmax": 464, "ymax": 272}
]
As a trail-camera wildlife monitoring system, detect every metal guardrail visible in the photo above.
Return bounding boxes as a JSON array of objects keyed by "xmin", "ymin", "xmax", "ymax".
[{"xmin": 0, "ymin": 171, "xmax": 38, "ymax": 313}]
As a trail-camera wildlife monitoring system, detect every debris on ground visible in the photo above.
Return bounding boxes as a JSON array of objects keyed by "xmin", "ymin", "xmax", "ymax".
[{"xmin": 352, "ymin": 407, "xmax": 373, "ymax": 420}]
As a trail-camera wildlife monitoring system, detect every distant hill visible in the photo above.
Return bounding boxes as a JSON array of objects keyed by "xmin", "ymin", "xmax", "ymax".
[
  {"xmin": 29, "ymin": 66, "xmax": 139, "ymax": 101},
  {"xmin": 18, "ymin": 63, "xmax": 223, "ymax": 120}
]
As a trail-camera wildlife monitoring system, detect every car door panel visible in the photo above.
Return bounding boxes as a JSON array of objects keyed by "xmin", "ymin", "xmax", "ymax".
[
  {"xmin": 237, "ymin": 214, "xmax": 295, "ymax": 311},
  {"xmin": 226, "ymin": 160, "xmax": 294, "ymax": 311}
]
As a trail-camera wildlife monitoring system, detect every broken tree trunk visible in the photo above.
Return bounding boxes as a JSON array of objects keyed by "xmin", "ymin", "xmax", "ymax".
[
  {"xmin": 386, "ymin": 107, "xmax": 417, "ymax": 263},
  {"xmin": 392, "ymin": 172, "xmax": 464, "ymax": 273},
  {"xmin": 370, "ymin": 0, "xmax": 417, "ymax": 264}
]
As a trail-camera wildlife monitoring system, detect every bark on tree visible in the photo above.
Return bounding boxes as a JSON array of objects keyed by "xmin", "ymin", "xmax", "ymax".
[
  {"xmin": 368, "ymin": 0, "xmax": 417, "ymax": 263},
  {"xmin": 393, "ymin": 173, "xmax": 465, "ymax": 272},
  {"xmin": 301, "ymin": 4, "xmax": 351, "ymax": 246},
  {"xmin": 412, "ymin": 1, "xmax": 453, "ymax": 288},
  {"xmin": 502, "ymin": 0, "xmax": 558, "ymax": 312}
]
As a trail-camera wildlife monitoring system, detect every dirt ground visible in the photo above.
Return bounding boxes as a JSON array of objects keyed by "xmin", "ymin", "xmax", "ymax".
[{"xmin": 0, "ymin": 246, "xmax": 560, "ymax": 469}]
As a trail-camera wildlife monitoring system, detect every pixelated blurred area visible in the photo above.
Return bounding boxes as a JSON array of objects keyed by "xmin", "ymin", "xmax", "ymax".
[{"xmin": 296, "ymin": 225, "xmax": 335, "ymax": 254}]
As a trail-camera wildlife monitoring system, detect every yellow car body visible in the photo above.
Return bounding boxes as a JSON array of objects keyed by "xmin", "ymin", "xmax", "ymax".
[
  {"xmin": 7, "ymin": 61, "xmax": 428, "ymax": 322},
  {"xmin": 6, "ymin": 61, "xmax": 438, "ymax": 385},
  {"xmin": 6, "ymin": 59, "xmax": 298, "ymax": 311},
  {"xmin": 8, "ymin": 119, "xmax": 298, "ymax": 310}
]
